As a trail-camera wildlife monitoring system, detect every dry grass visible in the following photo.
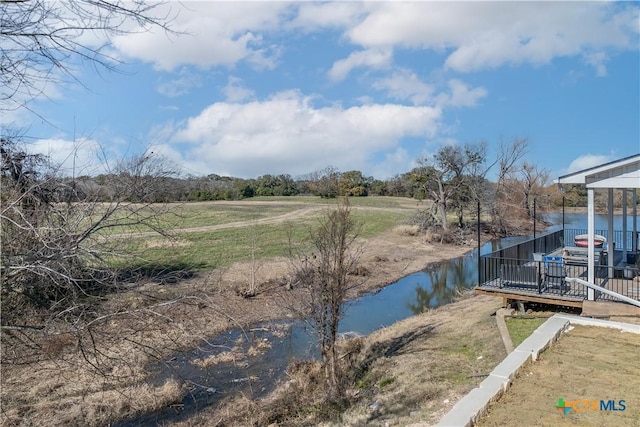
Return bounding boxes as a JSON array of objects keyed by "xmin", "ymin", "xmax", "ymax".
[
  {"xmin": 393, "ymin": 224, "xmax": 421, "ymax": 236},
  {"xmin": 333, "ymin": 294, "xmax": 505, "ymax": 426},
  {"xmin": 477, "ymin": 325, "xmax": 640, "ymax": 427},
  {"xmin": 1, "ymin": 203, "xmax": 479, "ymax": 427},
  {"xmin": 2, "ymin": 371, "xmax": 183, "ymax": 427},
  {"xmin": 170, "ymin": 294, "xmax": 506, "ymax": 426}
]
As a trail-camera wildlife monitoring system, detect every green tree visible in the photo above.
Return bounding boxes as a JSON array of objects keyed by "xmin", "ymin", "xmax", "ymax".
[{"xmin": 339, "ymin": 170, "xmax": 368, "ymax": 197}]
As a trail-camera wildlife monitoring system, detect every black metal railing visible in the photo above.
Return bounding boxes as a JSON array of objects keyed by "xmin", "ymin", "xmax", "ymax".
[
  {"xmin": 563, "ymin": 229, "xmax": 639, "ymax": 254},
  {"xmin": 479, "ymin": 229, "xmax": 563, "ymax": 284},
  {"xmin": 595, "ymin": 264, "xmax": 639, "ymax": 302},
  {"xmin": 479, "ymin": 228, "xmax": 639, "ymax": 303}
]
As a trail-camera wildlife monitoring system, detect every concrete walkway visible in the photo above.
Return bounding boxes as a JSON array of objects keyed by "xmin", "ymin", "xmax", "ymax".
[{"xmin": 434, "ymin": 314, "xmax": 640, "ymax": 427}]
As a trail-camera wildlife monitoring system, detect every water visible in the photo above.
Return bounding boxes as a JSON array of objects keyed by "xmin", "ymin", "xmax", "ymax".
[
  {"xmin": 118, "ymin": 213, "xmax": 637, "ymax": 425},
  {"xmin": 546, "ymin": 212, "xmax": 639, "ymax": 231},
  {"xmin": 116, "ymin": 235, "xmax": 527, "ymax": 426}
]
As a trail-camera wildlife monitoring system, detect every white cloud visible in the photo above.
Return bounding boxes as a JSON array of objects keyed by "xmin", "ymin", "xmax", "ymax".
[
  {"xmin": 170, "ymin": 91, "xmax": 442, "ymax": 177},
  {"xmin": 291, "ymin": 2, "xmax": 365, "ymax": 32},
  {"xmin": 28, "ymin": 137, "xmax": 105, "ymax": 176},
  {"xmin": 344, "ymin": 2, "xmax": 638, "ymax": 73},
  {"xmin": 370, "ymin": 147, "xmax": 411, "ymax": 180},
  {"xmin": 372, "ymin": 69, "xmax": 435, "ymax": 105},
  {"xmin": 222, "ymin": 76, "xmax": 255, "ymax": 102},
  {"xmin": 112, "ymin": 3, "xmax": 291, "ymax": 71},
  {"xmin": 156, "ymin": 68, "xmax": 202, "ymax": 97},
  {"xmin": 583, "ymin": 52, "xmax": 609, "ymax": 77},
  {"xmin": 372, "ymin": 72, "xmax": 486, "ymax": 109},
  {"xmin": 566, "ymin": 154, "xmax": 616, "ymax": 174},
  {"xmin": 329, "ymin": 48, "xmax": 393, "ymax": 81},
  {"xmin": 437, "ymin": 79, "xmax": 488, "ymax": 108},
  {"xmin": 101, "ymin": 2, "xmax": 637, "ymax": 85}
]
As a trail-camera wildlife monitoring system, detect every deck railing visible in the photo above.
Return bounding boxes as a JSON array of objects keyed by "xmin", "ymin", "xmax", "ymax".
[
  {"xmin": 479, "ymin": 229, "xmax": 563, "ymax": 284},
  {"xmin": 479, "ymin": 229, "xmax": 639, "ymax": 304},
  {"xmin": 563, "ymin": 229, "xmax": 639, "ymax": 257}
]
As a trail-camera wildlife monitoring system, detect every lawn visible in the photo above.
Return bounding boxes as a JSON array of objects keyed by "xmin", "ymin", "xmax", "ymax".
[
  {"xmin": 477, "ymin": 325, "xmax": 640, "ymax": 427},
  {"xmin": 114, "ymin": 197, "xmax": 416, "ymax": 270},
  {"xmin": 505, "ymin": 316, "xmax": 548, "ymax": 346}
]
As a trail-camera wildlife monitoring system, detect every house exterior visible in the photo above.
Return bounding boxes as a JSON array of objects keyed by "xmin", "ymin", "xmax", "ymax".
[
  {"xmin": 475, "ymin": 153, "xmax": 640, "ymax": 314},
  {"xmin": 554, "ymin": 153, "xmax": 640, "ymax": 302}
]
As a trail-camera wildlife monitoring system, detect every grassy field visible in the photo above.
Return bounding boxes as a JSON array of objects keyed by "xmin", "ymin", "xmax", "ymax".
[
  {"xmin": 505, "ymin": 317, "xmax": 548, "ymax": 346},
  {"xmin": 114, "ymin": 197, "xmax": 419, "ymax": 270},
  {"xmin": 478, "ymin": 325, "xmax": 640, "ymax": 427}
]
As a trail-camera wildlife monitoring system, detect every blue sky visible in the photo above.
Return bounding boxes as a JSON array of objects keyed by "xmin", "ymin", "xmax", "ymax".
[{"xmin": 5, "ymin": 1, "xmax": 640, "ymax": 181}]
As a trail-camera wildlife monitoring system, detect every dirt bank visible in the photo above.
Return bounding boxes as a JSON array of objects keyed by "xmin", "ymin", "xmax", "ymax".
[{"xmin": 0, "ymin": 227, "xmax": 486, "ymax": 427}]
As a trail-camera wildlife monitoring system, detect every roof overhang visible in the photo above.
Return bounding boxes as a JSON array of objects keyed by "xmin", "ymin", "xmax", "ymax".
[{"xmin": 554, "ymin": 154, "xmax": 640, "ymax": 189}]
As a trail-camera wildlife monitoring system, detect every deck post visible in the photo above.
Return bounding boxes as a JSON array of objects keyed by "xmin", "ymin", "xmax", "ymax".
[
  {"xmin": 608, "ymin": 189, "xmax": 614, "ymax": 279},
  {"xmin": 622, "ymin": 188, "xmax": 628, "ymax": 262},
  {"xmin": 477, "ymin": 201, "xmax": 481, "ymax": 285},
  {"xmin": 633, "ymin": 189, "xmax": 638, "ymax": 253},
  {"xmin": 588, "ymin": 188, "xmax": 595, "ymax": 301}
]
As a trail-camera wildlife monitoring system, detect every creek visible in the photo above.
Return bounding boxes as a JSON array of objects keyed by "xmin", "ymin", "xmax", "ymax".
[{"xmin": 117, "ymin": 213, "xmax": 616, "ymax": 426}]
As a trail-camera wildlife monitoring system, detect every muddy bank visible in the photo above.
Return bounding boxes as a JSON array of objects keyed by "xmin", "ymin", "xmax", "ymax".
[
  {"xmin": 167, "ymin": 293, "xmax": 506, "ymax": 426},
  {"xmin": 0, "ymin": 227, "xmax": 481, "ymax": 427}
]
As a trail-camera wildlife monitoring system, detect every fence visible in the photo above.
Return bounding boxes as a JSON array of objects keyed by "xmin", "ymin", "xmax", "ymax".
[
  {"xmin": 479, "ymin": 229, "xmax": 639, "ymax": 303},
  {"xmin": 479, "ymin": 229, "xmax": 563, "ymax": 285}
]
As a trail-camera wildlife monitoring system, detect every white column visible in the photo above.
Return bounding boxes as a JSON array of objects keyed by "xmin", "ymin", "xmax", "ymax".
[
  {"xmin": 608, "ymin": 189, "xmax": 614, "ymax": 278},
  {"xmin": 623, "ymin": 188, "xmax": 628, "ymax": 263},
  {"xmin": 633, "ymin": 189, "xmax": 638, "ymax": 253},
  {"xmin": 588, "ymin": 188, "xmax": 595, "ymax": 301}
]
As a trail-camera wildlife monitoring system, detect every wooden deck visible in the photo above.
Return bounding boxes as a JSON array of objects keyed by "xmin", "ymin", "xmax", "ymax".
[
  {"xmin": 475, "ymin": 278, "xmax": 585, "ymax": 308},
  {"xmin": 475, "ymin": 250, "xmax": 640, "ymax": 312}
]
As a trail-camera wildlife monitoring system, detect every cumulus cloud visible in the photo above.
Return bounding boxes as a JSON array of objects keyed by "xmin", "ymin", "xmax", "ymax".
[
  {"xmin": 344, "ymin": 2, "xmax": 638, "ymax": 73},
  {"xmin": 222, "ymin": 76, "xmax": 255, "ymax": 102},
  {"xmin": 169, "ymin": 91, "xmax": 442, "ymax": 177},
  {"xmin": 437, "ymin": 79, "xmax": 488, "ymax": 108},
  {"xmin": 566, "ymin": 154, "xmax": 616, "ymax": 174},
  {"xmin": 107, "ymin": 2, "xmax": 637, "ymax": 81},
  {"xmin": 112, "ymin": 3, "xmax": 291, "ymax": 71},
  {"xmin": 291, "ymin": 2, "xmax": 365, "ymax": 31},
  {"xmin": 372, "ymin": 71, "xmax": 486, "ymax": 109},
  {"xmin": 329, "ymin": 48, "xmax": 392, "ymax": 81},
  {"xmin": 372, "ymin": 69, "xmax": 435, "ymax": 105},
  {"xmin": 29, "ymin": 137, "xmax": 105, "ymax": 176}
]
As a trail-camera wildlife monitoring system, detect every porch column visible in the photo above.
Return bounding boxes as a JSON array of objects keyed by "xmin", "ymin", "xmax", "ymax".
[
  {"xmin": 623, "ymin": 188, "xmax": 628, "ymax": 262},
  {"xmin": 588, "ymin": 188, "xmax": 595, "ymax": 301},
  {"xmin": 608, "ymin": 189, "xmax": 614, "ymax": 278},
  {"xmin": 633, "ymin": 189, "xmax": 638, "ymax": 253}
]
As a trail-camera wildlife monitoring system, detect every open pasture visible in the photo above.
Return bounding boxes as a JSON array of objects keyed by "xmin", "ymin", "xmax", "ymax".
[{"xmin": 114, "ymin": 197, "xmax": 420, "ymax": 270}]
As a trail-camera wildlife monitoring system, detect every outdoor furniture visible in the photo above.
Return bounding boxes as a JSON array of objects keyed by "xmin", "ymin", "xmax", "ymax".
[
  {"xmin": 500, "ymin": 264, "xmax": 541, "ymax": 290},
  {"xmin": 562, "ymin": 246, "xmax": 604, "ymax": 266},
  {"xmin": 545, "ymin": 263, "xmax": 568, "ymax": 292}
]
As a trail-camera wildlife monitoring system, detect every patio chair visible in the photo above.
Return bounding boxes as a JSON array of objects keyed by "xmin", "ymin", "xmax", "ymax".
[{"xmin": 545, "ymin": 263, "xmax": 567, "ymax": 292}]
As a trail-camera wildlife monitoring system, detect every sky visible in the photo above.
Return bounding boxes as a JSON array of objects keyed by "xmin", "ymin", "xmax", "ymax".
[{"xmin": 4, "ymin": 1, "xmax": 640, "ymax": 181}]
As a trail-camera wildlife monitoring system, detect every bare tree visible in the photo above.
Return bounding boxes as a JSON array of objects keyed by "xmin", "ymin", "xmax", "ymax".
[
  {"xmin": 485, "ymin": 137, "xmax": 529, "ymax": 236},
  {"xmin": 1, "ymin": 0, "xmax": 176, "ymax": 114},
  {"xmin": 510, "ymin": 161, "xmax": 550, "ymax": 219},
  {"xmin": 285, "ymin": 198, "xmax": 361, "ymax": 401},
  {"xmin": 0, "ymin": 133, "xmax": 178, "ymax": 329},
  {"xmin": 412, "ymin": 143, "xmax": 486, "ymax": 231},
  {"xmin": 309, "ymin": 166, "xmax": 340, "ymax": 199}
]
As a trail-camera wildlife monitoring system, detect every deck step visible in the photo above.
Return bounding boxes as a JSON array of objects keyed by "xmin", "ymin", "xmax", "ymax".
[{"xmin": 582, "ymin": 300, "xmax": 640, "ymax": 317}]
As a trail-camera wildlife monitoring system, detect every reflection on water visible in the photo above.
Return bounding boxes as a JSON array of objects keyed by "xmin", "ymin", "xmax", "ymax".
[
  {"xmin": 407, "ymin": 257, "xmax": 476, "ymax": 315},
  {"xmin": 118, "ymin": 226, "xmax": 568, "ymax": 425}
]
